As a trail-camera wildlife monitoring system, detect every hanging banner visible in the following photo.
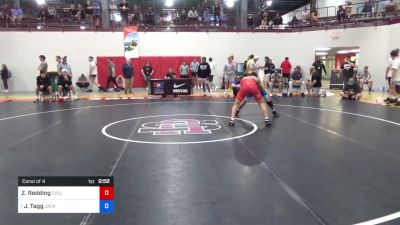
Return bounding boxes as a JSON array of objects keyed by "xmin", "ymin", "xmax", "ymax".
[{"xmin": 124, "ymin": 26, "xmax": 139, "ymax": 59}]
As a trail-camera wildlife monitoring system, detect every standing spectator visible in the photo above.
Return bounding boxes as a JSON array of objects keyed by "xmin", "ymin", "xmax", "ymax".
[
  {"xmin": 10, "ymin": 4, "xmax": 23, "ymax": 24},
  {"xmin": 144, "ymin": 7, "xmax": 155, "ymax": 26},
  {"xmin": 142, "ymin": 62, "xmax": 154, "ymax": 89},
  {"xmin": 85, "ymin": 0, "xmax": 94, "ymax": 27},
  {"xmin": 273, "ymin": 13, "xmax": 283, "ymax": 25},
  {"xmin": 223, "ymin": 55, "xmax": 236, "ymax": 94},
  {"xmin": 122, "ymin": 58, "xmax": 134, "ymax": 94},
  {"xmin": 340, "ymin": 78, "xmax": 362, "ymax": 100},
  {"xmin": 105, "ymin": 58, "xmax": 120, "ymax": 91},
  {"xmin": 47, "ymin": 5, "xmax": 57, "ymax": 21},
  {"xmin": 180, "ymin": 61, "xmax": 189, "ymax": 79},
  {"xmin": 76, "ymin": 74, "xmax": 90, "ymax": 91},
  {"xmin": 59, "ymin": 56, "xmax": 72, "ymax": 76},
  {"xmin": 109, "ymin": 0, "xmax": 118, "ymax": 26},
  {"xmin": 340, "ymin": 57, "xmax": 355, "ymax": 84},
  {"xmin": 208, "ymin": 57, "xmax": 216, "ymax": 89},
  {"xmin": 345, "ymin": 0, "xmax": 353, "ymax": 18},
  {"xmin": 213, "ymin": 1, "xmax": 221, "ymax": 24},
  {"xmin": 132, "ymin": 5, "xmax": 142, "ymax": 25},
  {"xmin": 92, "ymin": 0, "xmax": 101, "ymax": 28},
  {"xmin": 281, "ymin": 57, "xmax": 292, "ymax": 84},
  {"xmin": 248, "ymin": 55, "xmax": 259, "ymax": 76},
  {"xmin": 181, "ymin": 10, "xmax": 187, "ymax": 25},
  {"xmin": 69, "ymin": 4, "xmax": 78, "ymax": 21},
  {"xmin": 87, "ymin": 56, "xmax": 103, "ymax": 92},
  {"xmin": 1, "ymin": 64, "xmax": 9, "ymax": 93},
  {"xmin": 289, "ymin": 65, "xmax": 306, "ymax": 97},
  {"xmin": 38, "ymin": 55, "xmax": 48, "ymax": 73},
  {"xmin": 119, "ymin": 0, "xmax": 129, "ymax": 25},
  {"xmin": 301, "ymin": 7, "xmax": 309, "ymax": 23},
  {"xmin": 312, "ymin": 58, "xmax": 327, "ymax": 77},
  {"xmin": 165, "ymin": 68, "xmax": 176, "ymax": 79},
  {"xmin": 0, "ymin": 3, "xmax": 11, "ymax": 21},
  {"xmin": 358, "ymin": 66, "xmax": 373, "ymax": 92},
  {"xmin": 198, "ymin": 57, "xmax": 212, "ymax": 96},
  {"xmin": 385, "ymin": 49, "xmax": 400, "ymax": 105},
  {"xmin": 35, "ymin": 70, "xmax": 52, "ymax": 102},
  {"xmin": 309, "ymin": 66, "xmax": 322, "ymax": 96},
  {"xmin": 76, "ymin": 4, "xmax": 84, "ymax": 21},
  {"xmin": 263, "ymin": 56, "xmax": 271, "ymax": 87},
  {"xmin": 385, "ymin": 49, "xmax": 398, "ymax": 96},
  {"xmin": 260, "ymin": 11, "xmax": 268, "ymax": 29},
  {"xmin": 190, "ymin": 58, "xmax": 200, "ymax": 89},
  {"xmin": 337, "ymin": 5, "xmax": 346, "ymax": 24},
  {"xmin": 37, "ymin": 5, "xmax": 48, "ymax": 21},
  {"xmin": 188, "ymin": 7, "xmax": 198, "ymax": 24},
  {"xmin": 362, "ymin": 0, "xmax": 373, "ymax": 17},
  {"xmin": 203, "ymin": 3, "xmax": 210, "ymax": 24}
]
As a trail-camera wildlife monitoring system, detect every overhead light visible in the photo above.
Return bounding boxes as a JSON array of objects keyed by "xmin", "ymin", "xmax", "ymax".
[
  {"xmin": 337, "ymin": 50, "xmax": 350, "ymax": 54},
  {"xmin": 165, "ymin": 0, "xmax": 173, "ymax": 7},
  {"xmin": 225, "ymin": 0, "xmax": 235, "ymax": 8},
  {"xmin": 315, "ymin": 47, "xmax": 331, "ymax": 51},
  {"xmin": 266, "ymin": 0, "xmax": 272, "ymax": 6},
  {"xmin": 36, "ymin": 0, "xmax": 46, "ymax": 5},
  {"xmin": 315, "ymin": 52, "xmax": 328, "ymax": 56}
]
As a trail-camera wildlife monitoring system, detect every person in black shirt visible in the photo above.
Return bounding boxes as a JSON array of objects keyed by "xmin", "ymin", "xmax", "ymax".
[
  {"xmin": 1, "ymin": 64, "xmax": 9, "ymax": 93},
  {"xmin": 340, "ymin": 78, "xmax": 362, "ymax": 100},
  {"xmin": 58, "ymin": 69, "xmax": 77, "ymax": 100},
  {"xmin": 118, "ymin": 0, "xmax": 129, "ymax": 24},
  {"xmin": 312, "ymin": 58, "xmax": 327, "ymax": 76},
  {"xmin": 165, "ymin": 68, "xmax": 176, "ymax": 79},
  {"xmin": 142, "ymin": 62, "xmax": 154, "ymax": 89},
  {"xmin": 309, "ymin": 66, "xmax": 322, "ymax": 96},
  {"xmin": 35, "ymin": 70, "xmax": 52, "ymax": 102},
  {"xmin": 340, "ymin": 57, "xmax": 355, "ymax": 84},
  {"xmin": 197, "ymin": 57, "xmax": 212, "ymax": 96}
]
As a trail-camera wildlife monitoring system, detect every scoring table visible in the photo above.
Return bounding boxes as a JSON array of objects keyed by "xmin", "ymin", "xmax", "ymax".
[{"xmin": 18, "ymin": 176, "xmax": 114, "ymax": 214}]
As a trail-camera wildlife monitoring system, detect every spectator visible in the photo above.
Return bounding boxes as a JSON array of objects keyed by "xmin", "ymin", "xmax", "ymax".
[
  {"xmin": 345, "ymin": 0, "xmax": 353, "ymax": 18},
  {"xmin": 197, "ymin": 57, "xmax": 212, "ymax": 96},
  {"xmin": 119, "ymin": 0, "xmax": 129, "ymax": 24},
  {"xmin": 385, "ymin": 0, "xmax": 398, "ymax": 14},
  {"xmin": 188, "ymin": 7, "xmax": 198, "ymax": 24},
  {"xmin": 209, "ymin": 57, "xmax": 216, "ymax": 87},
  {"xmin": 132, "ymin": 4, "xmax": 142, "ymax": 25},
  {"xmin": 223, "ymin": 55, "xmax": 236, "ymax": 94},
  {"xmin": 92, "ymin": 0, "xmax": 101, "ymax": 28},
  {"xmin": 109, "ymin": 0, "xmax": 118, "ymax": 26},
  {"xmin": 340, "ymin": 57, "xmax": 355, "ymax": 84},
  {"xmin": 358, "ymin": 66, "xmax": 373, "ymax": 92},
  {"xmin": 144, "ymin": 7, "xmax": 155, "ymax": 26},
  {"xmin": 301, "ymin": 7, "xmax": 309, "ymax": 23},
  {"xmin": 309, "ymin": 66, "xmax": 322, "ymax": 96},
  {"xmin": 59, "ymin": 56, "xmax": 72, "ymax": 76},
  {"xmin": 10, "ymin": 4, "xmax": 23, "ymax": 24},
  {"xmin": 85, "ymin": 0, "xmax": 94, "ymax": 27},
  {"xmin": 76, "ymin": 74, "xmax": 90, "ymax": 90},
  {"xmin": 214, "ymin": 2, "xmax": 221, "ymax": 24},
  {"xmin": 385, "ymin": 49, "xmax": 398, "ymax": 100},
  {"xmin": 122, "ymin": 58, "xmax": 134, "ymax": 94},
  {"xmin": 180, "ymin": 61, "xmax": 190, "ymax": 79},
  {"xmin": 273, "ymin": 13, "xmax": 283, "ymax": 25},
  {"xmin": 362, "ymin": 0, "xmax": 373, "ymax": 17},
  {"xmin": 76, "ymin": 4, "xmax": 84, "ymax": 21},
  {"xmin": 385, "ymin": 48, "xmax": 400, "ymax": 105},
  {"xmin": 181, "ymin": 10, "xmax": 187, "ymax": 25},
  {"xmin": 263, "ymin": 56, "xmax": 271, "ymax": 87},
  {"xmin": 35, "ymin": 69, "xmax": 52, "ymax": 102},
  {"xmin": 58, "ymin": 68, "xmax": 77, "ymax": 100},
  {"xmin": 37, "ymin": 4, "xmax": 48, "ymax": 21},
  {"xmin": 310, "ymin": 8, "xmax": 319, "ymax": 24},
  {"xmin": 38, "ymin": 55, "xmax": 48, "ymax": 73},
  {"xmin": 69, "ymin": 4, "xmax": 78, "ymax": 21},
  {"xmin": 1, "ymin": 64, "xmax": 9, "ymax": 93},
  {"xmin": 337, "ymin": 5, "xmax": 346, "ymax": 24},
  {"xmin": 340, "ymin": 78, "xmax": 362, "ymax": 100},
  {"xmin": 87, "ymin": 56, "xmax": 103, "ymax": 92},
  {"xmin": 47, "ymin": 5, "xmax": 57, "ymax": 21},
  {"xmin": 203, "ymin": 3, "xmax": 211, "ymax": 24},
  {"xmin": 142, "ymin": 62, "xmax": 154, "ymax": 89},
  {"xmin": 190, "ymin": 58, "xmax": 200, "ymax": 89},
  {"xmin": 281, "ymin": 57, "xmax": 292, "ymax": 84},
  {"xmin": 290, "ymin": 15, "xmax": 299, "ymax": 26},
  {"xmin": 260, "ymin": 11, "xmax": 268, "ymax": 29},
  {"xmin": 56, "ymin": 55, "xmax": 62, "ymax": 75},
  {"xmin": 312, "ymin": 58, "xmax": 327, "ymax": 77},
  {"xmin": 105, "ymin": 58, "xmax": 120, "ymax": 91},
  {"xmin": 0, "ymin": 3, "xmax": 11, "ymax": 21},
  {"xmin": 270, "ymin": 70, "xmax": 283, "ymax": 94},
  {"xmin": 165, "ymin": 68, "xmax": 176, "ymax": 79},
  {"xmin": 289, "ymin": 65, "xmax": 306, "ymax": 97}
]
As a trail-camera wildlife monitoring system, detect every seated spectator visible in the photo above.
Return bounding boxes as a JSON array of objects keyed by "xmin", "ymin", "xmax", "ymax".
[
  {"xmin": 337, "ymin": 5, "xmax": 346, "ymax": 24},
  {"xmin": 385, "ymin": 0, "xmax": 398, "ymax": 14},
  {"xmin": 75, "ymin": 4, "xmax": 84, "ymax": 21},
  {"xmin": 308, "ymin": 66, "xmax": 322, "ymax": 96},
  {"xmin": 58, "ymin": 69, "xmax": 77, "ymax": 100},
  {"xmin": 47, "ymin": 5, "xmax": 57, "ymax": 21},
  {"xmin": 181, "ymin": 10, "xmax": 188, "ymax": 25},
  {"xmin": 289, "ymin": 65, "xmax": 306, "ymax": 97},
  {"xmin": 69, "ymin": 4, "xmax": 78, "ymax": 21},
  {"xmin": 144, "ymin": 7, "xmax": 155, "ymax": 26},
  {"xmin": 362, "ymin": 0, "xmax": 373, "ymax": 17},
  {"xmin": 310, "ymin": 9, "xmax": 319, "ymax": 24},
  {"xmin": 131, "ymin": 4, "xmax": 142, "ymax": 25},
  {"xmin": 76, "ymin": 74, "xmax": 90, "ymax": 90},
  {"xmin": 0, "ymin": 3, "xmax": 11, "ymax": 21},
  {"xmin": 35, "ymin": 70, "xmax": 53, "ymax": 102},
  {"xmin": 340, "ymin": 78, "xmax": 362, "ymax": 100},
  {"xmin": 10, "ymin": 4, "xmax": 23, "ymax": 24},
  {"xmin": 37, "ymin": 5, "xmax": 48, "ymax": 21},
  {"xmin": 270, "ymin": 70, "xmax": 283, "ymax": 94},
  {"xmin": 301, "ymin": 7, "xmax": 309, "ymax": 23},
  {"xmin": 1, "ymin": 64, "xmax": 9, "ymax": 93},
  {"xmin": 165, "ymin": 68, "xmax": 176, "ymax": 79},
  {"xmin": 188, "ymin": 7, "xmax": 198, "ymax": 24},
  {"xmin": 358, "ymin": 66, "xmax": 373, "ymax": 92}
]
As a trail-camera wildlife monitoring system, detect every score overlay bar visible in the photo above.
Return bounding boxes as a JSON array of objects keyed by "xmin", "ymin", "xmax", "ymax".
[{"xmin": 18, "ymin": 177, "xmax": 114, "ymax": 214}]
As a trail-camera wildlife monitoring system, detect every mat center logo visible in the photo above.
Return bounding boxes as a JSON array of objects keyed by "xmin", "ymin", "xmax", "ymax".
[{"xmin": 137, "ymin": 119, "xmax": 221, "ymax": 135}]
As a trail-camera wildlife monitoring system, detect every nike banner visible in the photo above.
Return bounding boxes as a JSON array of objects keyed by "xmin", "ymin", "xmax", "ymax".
[{"xmin": 150, "ymin": 79, "xmax": 192, "ymax": 96}]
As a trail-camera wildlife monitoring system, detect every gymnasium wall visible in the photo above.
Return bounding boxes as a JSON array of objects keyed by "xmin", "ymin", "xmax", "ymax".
[{"xmin": 0, "ymin": 23, "xmax": 399, "ymax": 91}]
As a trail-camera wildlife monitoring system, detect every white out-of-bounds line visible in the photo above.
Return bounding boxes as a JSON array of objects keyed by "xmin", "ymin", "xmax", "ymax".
[{"xmin": 353, "ymin": 212, "xmax": 400, "ymax": 225}]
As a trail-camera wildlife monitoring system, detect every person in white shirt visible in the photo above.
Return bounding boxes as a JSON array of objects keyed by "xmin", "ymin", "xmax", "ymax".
[
  {"xmin": 87, "ymin": 56, "xmax": 103, "ymax": 92},
  {"xmin": 387, "ymin": 49, "xmax": 400, "ymax": 105},
  {"xmin": 188, "ymin": 7, "xmax": 198, "ymax": 24},
  {"xmin": 301, "ymin": 7, "xmax": 309, "ymax": 22}
]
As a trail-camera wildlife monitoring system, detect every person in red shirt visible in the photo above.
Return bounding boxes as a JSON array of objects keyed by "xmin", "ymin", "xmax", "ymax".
[
  {"xmin": 229, "ymin": 75, "xmax": 270, "ymax": 127},
  {"xmin": 280, "ymin": 57, "xmax": 292, "ymax": 84}
]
